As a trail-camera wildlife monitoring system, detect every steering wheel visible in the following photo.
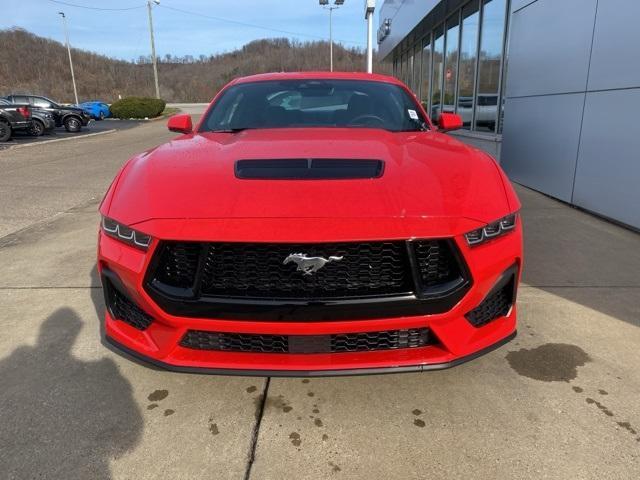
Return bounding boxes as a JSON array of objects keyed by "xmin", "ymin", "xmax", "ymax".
[{"xmin": 347, "ymin": 114, "xmax": 386, "ymax": 127}]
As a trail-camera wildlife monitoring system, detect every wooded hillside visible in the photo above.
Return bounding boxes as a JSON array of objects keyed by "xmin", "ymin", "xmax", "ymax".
[{"xmin": 0, "ymin": 28, "xmax": 390, "ymax": 103}]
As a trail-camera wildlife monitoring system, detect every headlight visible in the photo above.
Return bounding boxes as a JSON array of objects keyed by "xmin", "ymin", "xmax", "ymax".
[
  {"xmin": 102, "ymin": 217, "xmax": 152, "ymax": 250},
  {"xmin": 465, "ymin": 213, "xmax": 518, "ymax": 246}
]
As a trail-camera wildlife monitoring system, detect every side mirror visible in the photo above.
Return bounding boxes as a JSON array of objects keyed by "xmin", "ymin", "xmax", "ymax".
[
  {"xmin": 437, "ymin": 113, "xmax": 463, "ymax": 132},
  {"xmin": 167, "ymin": 114, "xmax": 193, "ymax": 134}
]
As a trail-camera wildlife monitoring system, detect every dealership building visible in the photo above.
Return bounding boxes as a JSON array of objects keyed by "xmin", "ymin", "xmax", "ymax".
[{"xmin": 377, "ymin": 0, "xmax": 640, "ymax": 230}]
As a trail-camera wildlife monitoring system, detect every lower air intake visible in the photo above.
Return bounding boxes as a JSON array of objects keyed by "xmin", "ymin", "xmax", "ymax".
[
  {"xmin": 105, "ymin": 280, "xmax": 154, "ymax": 331},
  {"xmin": 180, "ymin": 328, "xmax": 435, "ymax": 354},
  {"xmin": 465, "ymin": 275, "xmax": 515, "ymax": 327}
]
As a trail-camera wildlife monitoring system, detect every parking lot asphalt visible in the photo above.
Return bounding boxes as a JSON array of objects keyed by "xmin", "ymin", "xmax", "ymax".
[
  {"xmin": 0, "ymin": 118, "xmax": 639, "ymax": 479},
  {"xmin": 0, "ymin": 118, "xmax": 143, "ymax": 151}
]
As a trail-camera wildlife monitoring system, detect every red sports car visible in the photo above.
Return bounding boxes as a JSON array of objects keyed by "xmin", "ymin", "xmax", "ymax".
[{"xmin": 98, "ymin": 72, "xmax": 522, "ymax": 376}]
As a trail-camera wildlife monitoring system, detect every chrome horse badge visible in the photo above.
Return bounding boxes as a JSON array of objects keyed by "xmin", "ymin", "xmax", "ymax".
[{"xmin": 283, "ymin": 253, "xmax": 344, "ymax": 275}]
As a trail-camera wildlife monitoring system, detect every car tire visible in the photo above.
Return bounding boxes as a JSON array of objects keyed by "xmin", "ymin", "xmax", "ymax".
[
  {"xmin": 64, "ymin": 116, "xmax": 82, "ymax": 133},
  {"xmin": 99, "ymin": 111, "xmax": 105, "ymax": 120},
  {"xmin": 29, "ymin": 119, "xmax": 45, "ymax": 137},
  {"xmin": 0, "ymin": 120, "xmax": 11, "ymax": 142}
]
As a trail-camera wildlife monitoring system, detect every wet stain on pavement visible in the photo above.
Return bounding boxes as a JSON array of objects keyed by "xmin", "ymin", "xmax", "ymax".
[
  {"xmin": 289, "ymin": 432, "xmax": 301, "ymax": 447},
  {"xmin": 314, "ymin": 418, "xmax": 323, "ymax": 427},
  {"xmin": 617, "ymin": 422, "xmax": 637, "ymax": 436},
  {"xmin": 506, "ymin": 343, "xmax": 591, "ymax": 382},
  {"xmin": 302, "ymin": 379, "xmax": 310, "ymax": 384},
  {"xmin": 147, "ymin": 403, "xmax": 159, "ymax": 410},
  {"xmin": 572, "ymin": 385, "xmax": 640, "ymax": 442},
  {"xmin": 313, "ymin": 408, "xmax": 320, "ymax": 414},
  {"xmin": 148, "ymin": 389, "xmax": 169, "ymax": 402},
  {"xmin": 412, "ymin": 409, "xmax": 423, "ymax": 416},
  {"xmin": 163, "ymin": 409, "xmax": 175, "ymax": 417},
  {"xmin": 414, "ymin": 419, "xmax": 426, "ymax": 428},
  {"xmin": 586, "ymin": 398, "xmax": 614, "ymax": 417},
  {"xmin": 246, "ymin": 385, "xmax": 257, "ymax": 393},
  {"xmin": 208, "ymin": 418, "xmax": 219, "ymax": 435},
  {"xmin": 262, "ymin": 394, "xmax": 293, "ymax": 414},
  {"xmin": 307, "ymin": 392, "xmax": 315, "ymax": 397},
  {"xmin": 322, "ymin": 434, "xmax": 329, "ymax": 441}
]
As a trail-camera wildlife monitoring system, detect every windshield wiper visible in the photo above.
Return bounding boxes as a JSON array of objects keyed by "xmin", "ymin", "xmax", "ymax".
[{"xmin": 210, "ymin": 127, "xmax": 254, "ymax": 133}]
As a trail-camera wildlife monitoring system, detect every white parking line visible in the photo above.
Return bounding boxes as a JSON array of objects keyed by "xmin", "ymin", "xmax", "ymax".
[{"xmin": 3, "ymin": 129, "xmax": 117, "ymax": 151}]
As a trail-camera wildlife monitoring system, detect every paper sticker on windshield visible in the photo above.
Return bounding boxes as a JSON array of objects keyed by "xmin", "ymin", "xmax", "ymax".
[{"xmin": 408, "ymin": 109, "xmax": 419, "ymax": 120}]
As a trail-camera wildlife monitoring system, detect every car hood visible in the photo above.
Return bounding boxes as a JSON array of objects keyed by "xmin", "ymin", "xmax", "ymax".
[{"xmin": 106, "ymin": 128, "xmax": 510, "ymax": 226}]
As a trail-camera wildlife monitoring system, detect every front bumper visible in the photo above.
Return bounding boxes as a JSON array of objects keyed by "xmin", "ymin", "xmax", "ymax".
[{"xmin": 97, "ymin": 219, "xmax": 522, "ymax": 376}]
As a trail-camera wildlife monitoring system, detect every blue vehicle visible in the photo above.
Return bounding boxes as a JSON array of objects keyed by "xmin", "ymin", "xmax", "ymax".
[{"xmin": 78, "ymin": 101, "xmax": 110, "ymax": 120}]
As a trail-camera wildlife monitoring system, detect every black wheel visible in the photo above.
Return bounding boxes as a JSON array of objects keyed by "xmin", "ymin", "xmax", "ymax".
[
  {"xmin": 98, "ymin": 111, "xmax": 105, "ymax": 120},
  {"xmin": 29, "ymin": 119, "xmax": 45, "ymax": 137},
  {"xmin": 0, "ymin": 120, "xmax": 11, "ymax": 142},
  {"xmin": 64, "ymin": 116, "xmax": 82, "ymax": 133}
]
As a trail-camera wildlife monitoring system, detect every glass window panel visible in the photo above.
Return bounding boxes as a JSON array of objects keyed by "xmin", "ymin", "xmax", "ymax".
[
  {"xmin": 413, "ymin": 44, "xmax": 422, "ymax": 95},
  {"xmin": 475, "ymin": 0, "xmax": 506, "ymax": 132},
  {"xmin": 431, "ymin": 26, "xmax": 444, "ymax": 121},
  {"xmin": 443, "ymin": 14, "xmax": 460, "ymax": 114},
  {"xmin": 420, "ymin": 36, "xmax": 432, "ymax": 114},
  {"xmin": 457, "ymin": 1, "xmax": 480, "ymax": 129}
]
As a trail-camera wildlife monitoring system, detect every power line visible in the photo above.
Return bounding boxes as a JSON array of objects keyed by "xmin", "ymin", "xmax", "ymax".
[
  {"xmin": 47, "ymin": 0, "xmax": 145, "ymax": 11},
  {"xmin": 45, "ymin": 0, "xmax": 365, "ymax": 47},
  {"xmin": 157, "ymin": 4, "xmax": 365, "ymax": 46}
]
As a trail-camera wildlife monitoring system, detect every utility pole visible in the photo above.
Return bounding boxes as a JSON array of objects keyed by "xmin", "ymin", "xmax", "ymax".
[
  {"xmin": 147, "ymin": 0, "xmax": 160, "ymax": 99},
  {"xmin": 319, "ymin": 0, "xmax": 344, "ymax": 72},
  {"xmin": 364, "ymin": 0, "xmax": 375, "ymax": 74},
  {"xmin": 58, "ymin": 12, "xmax": 79, "ymax": 104}
]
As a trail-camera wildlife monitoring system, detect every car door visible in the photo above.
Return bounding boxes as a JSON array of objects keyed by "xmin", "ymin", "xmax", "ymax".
[{"xmin": 30, "ymin": 97, "xmax": 61, "ymax": 125}]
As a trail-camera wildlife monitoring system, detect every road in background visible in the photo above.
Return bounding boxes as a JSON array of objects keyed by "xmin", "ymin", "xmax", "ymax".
[
  {"xmin": 167, "ymin": 103, "xmax": 210, "ymax": 115},
  {"xmin": 0, "ymin": 119, "xmax": 143, "ymax": 151},
  {"xmin": 0, "ymin": 114, "xmax": 639, "ymax": 479}
]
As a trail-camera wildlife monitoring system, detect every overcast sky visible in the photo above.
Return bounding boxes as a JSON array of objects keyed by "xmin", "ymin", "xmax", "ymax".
[{"xmin": 2, "ymin": 0, "xmax": 377, "ymax": 60}]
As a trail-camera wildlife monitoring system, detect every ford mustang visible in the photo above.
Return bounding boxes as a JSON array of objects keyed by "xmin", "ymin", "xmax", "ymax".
[{"xmin": 98, "ymin": 72, "xmax": 522, "ymax": 376}]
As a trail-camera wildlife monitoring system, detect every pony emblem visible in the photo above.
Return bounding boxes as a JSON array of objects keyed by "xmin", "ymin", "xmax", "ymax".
[{"xmin": 283, "ymin": 253, "xmax": 344, "ymax": 275}]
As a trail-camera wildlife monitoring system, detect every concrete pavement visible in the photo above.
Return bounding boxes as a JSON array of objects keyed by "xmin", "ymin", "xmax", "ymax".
[{"xmin": 0, "ymin": 117, "xmax": 638, "ymax": 479}]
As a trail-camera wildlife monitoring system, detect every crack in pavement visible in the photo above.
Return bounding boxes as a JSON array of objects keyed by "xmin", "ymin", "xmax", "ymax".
[{"xmin": 244, "ymin": 377, "xmax": 270, "ymax": 480}]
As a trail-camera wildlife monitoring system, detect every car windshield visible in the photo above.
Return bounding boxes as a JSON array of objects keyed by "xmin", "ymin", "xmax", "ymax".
[{"xmin": 200, "ymin": 79, "xmax": 429, "ymax": 133}]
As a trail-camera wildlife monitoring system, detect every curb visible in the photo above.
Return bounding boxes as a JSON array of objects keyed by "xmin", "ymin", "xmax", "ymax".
[{"xmin": 4, "ymin": 129, "xmax": 117, "ymax": 151}]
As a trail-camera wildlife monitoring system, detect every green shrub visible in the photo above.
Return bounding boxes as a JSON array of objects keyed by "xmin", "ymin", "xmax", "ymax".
[{"xmin": 109, "ymin": 97, "xmax": 166, "ymax": 119}]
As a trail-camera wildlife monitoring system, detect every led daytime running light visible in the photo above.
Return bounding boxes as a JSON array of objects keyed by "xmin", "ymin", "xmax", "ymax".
[
  {"xmin": 102, "ymin": 217, "xmax": 151, "ymax": 249},
  {"xmin": 465, "ymin": 213, "xmax": 517, "ymax": 246}
]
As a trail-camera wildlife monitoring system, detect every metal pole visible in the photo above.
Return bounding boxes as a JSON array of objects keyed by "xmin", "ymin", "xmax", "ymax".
[
  {"xmin": 329, "ymin": 7, "xmax": 333, "ymax": 72},
  {"xmin": 59, "ymin": 12, "xmax": 78, "ymax": 105},
  {"xmin": 147, "ymin": 1, "xmax": 160, "ymax": 99},
  {"xmin": 366, "ymin": 11, "xmax": 373, "ymax": 73}
]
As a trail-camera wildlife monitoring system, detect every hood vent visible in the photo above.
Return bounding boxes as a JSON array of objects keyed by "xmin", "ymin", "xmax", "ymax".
[{"xmin": 235, "ymin": 158, "xmax": 384, "ymax": 180}]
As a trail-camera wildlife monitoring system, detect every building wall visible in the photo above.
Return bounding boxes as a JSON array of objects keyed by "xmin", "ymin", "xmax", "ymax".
[
  {"xmin": 501, "ymin": 0, "xmax": 640, "ymax": 229},
  {"xmin": 378, "ymin": 1, "xmax": 441, "ymax": 59}
]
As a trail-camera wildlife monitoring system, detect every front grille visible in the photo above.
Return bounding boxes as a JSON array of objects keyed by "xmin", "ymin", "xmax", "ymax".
[
  {"xmin": 146, "ymin": 239, "xmax": 470, "ymax": 320},
  {"xmin": 153, "ymin": 242, "xmax": 201, "ymax": 289},
  {"xmin": 200, "ymin": 241, "xmax": 411, "ymax": 298},
  {"xmin": 152, "ymin": 241, "xmax": 417, "ymax": 299},
  {"xmin": 180, "ymin": 328, "xmax": 435, "ymax": 354},
  {"xmin": 412, "ymin": 240, "xmax": 460, "ymax": 287},
  {"xmin": 105, "ymin": 280, "xmax": 154, "ymax": 330},
  {"xmin": 465, "ymin": 277, "xmax": 514, "ymax": 327}
]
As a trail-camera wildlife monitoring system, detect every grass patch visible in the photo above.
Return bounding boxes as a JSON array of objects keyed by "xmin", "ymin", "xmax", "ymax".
[{"xmin": 161, "ymin": 107, "xmax": 181, "ymax": 117}]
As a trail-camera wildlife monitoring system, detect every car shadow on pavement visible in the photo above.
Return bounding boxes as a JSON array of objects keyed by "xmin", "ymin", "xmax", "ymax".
[{"xmin": 0, "ymin": 307, "xmax": 143, "ymax": 480}]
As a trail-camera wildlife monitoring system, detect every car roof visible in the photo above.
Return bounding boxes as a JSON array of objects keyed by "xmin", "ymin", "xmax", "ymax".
[{"xmin": 229, "ymin": 71, "xmax": 405, "ymax": 87}]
